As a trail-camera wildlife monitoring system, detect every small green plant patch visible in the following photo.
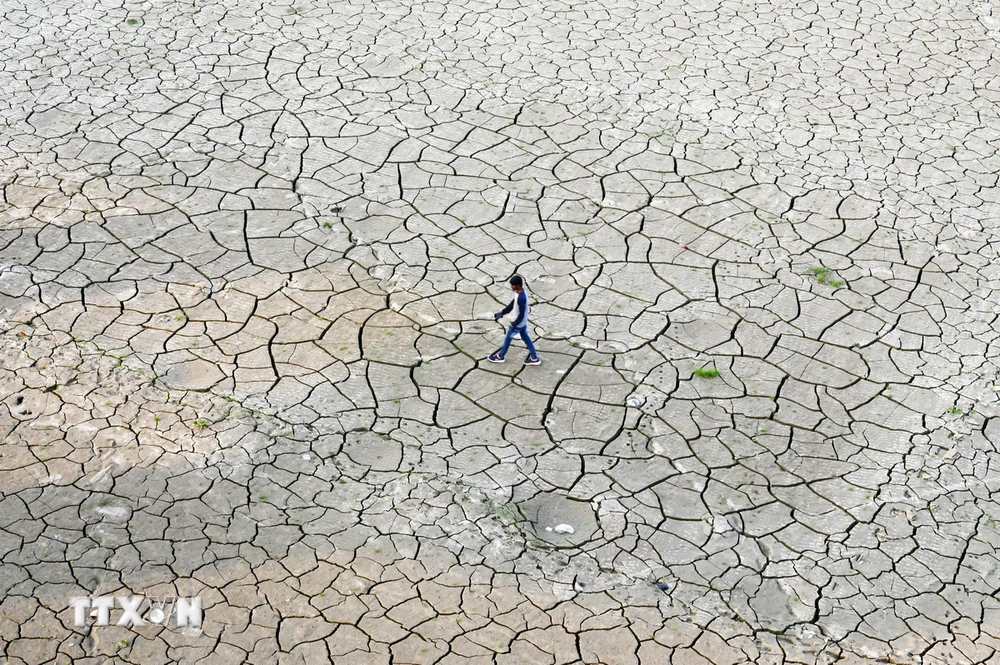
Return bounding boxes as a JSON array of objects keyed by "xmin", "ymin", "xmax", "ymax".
[
  {"xmin": 810, "ymin": 265, "xmax": 843, "ymax": 288},
  {"xmin": 693, "ymin": 366, "xmax": 719, "ymax": 379}
]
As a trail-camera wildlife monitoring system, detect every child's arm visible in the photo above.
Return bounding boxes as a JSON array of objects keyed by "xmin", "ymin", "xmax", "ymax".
[{"xmin": 495, "ymin": 299, "xmax": 514, "ymax": 319}]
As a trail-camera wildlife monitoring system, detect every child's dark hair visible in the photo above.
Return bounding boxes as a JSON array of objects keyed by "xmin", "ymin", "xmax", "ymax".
[{"xmin": 509, "ymin": 274, "xmax": 524, "ymax": 288}]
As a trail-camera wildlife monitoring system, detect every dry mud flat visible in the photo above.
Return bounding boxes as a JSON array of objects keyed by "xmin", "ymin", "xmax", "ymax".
[{"xmin": 1, "ymin": 0, "xmax": 1000, "ymax": 662}]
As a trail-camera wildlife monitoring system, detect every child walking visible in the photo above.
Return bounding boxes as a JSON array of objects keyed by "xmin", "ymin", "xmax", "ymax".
[{"xmin": 489, "ymin": 275, "xmax": 541, "ymax": 365}]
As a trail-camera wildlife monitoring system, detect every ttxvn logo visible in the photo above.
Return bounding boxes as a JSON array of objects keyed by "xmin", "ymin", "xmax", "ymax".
[{"xmin": 70, "ymin": 596, "xmax": 202, "ymax": 628}]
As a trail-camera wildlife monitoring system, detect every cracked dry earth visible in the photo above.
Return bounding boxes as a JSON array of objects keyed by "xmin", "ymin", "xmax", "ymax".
[{"xmin": 1, "ymin": 0, "xmax": 1000, "ymax": 663}]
